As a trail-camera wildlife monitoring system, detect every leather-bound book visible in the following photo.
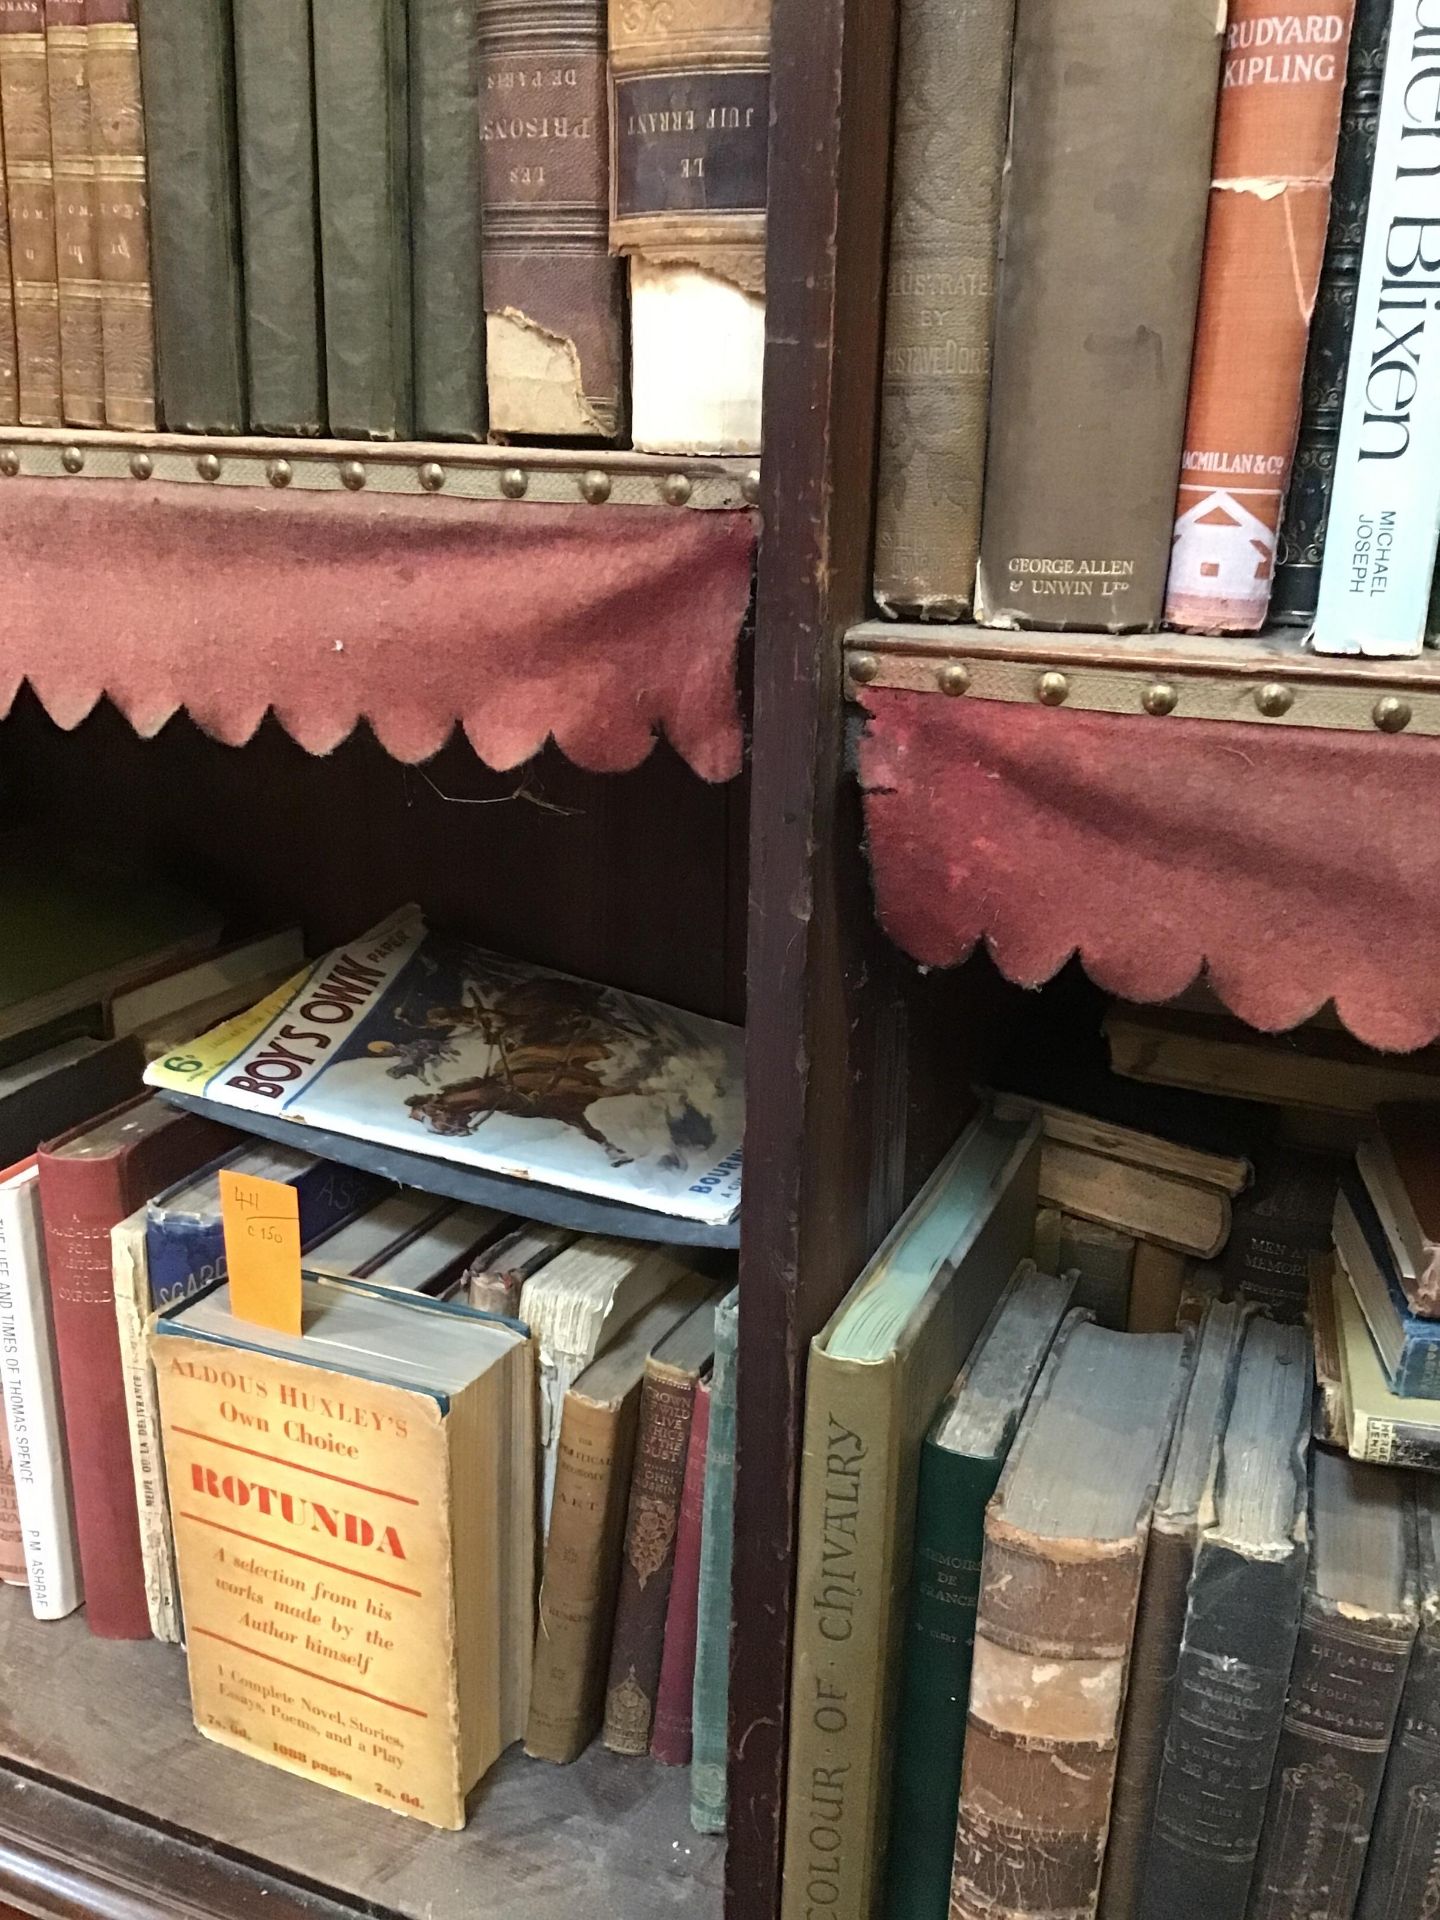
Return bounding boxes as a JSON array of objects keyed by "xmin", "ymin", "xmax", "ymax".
[
  {"xmin": 1164, "ymin": 0, "xmax": 1355, "ymax": 634},
  {"xmin": 86, "ymin": 0, "xmax": 155, "ymax": 430},
  {"xmin": 1137, "ymin": 1315, "xmax": 1314, "ymax": 1920},
  {"xmin": 949, "ymin": 1320, "xmax": 1190, "ymax": 1920},
  {"xmin": 603, "ymin": 1294, "xmax": 718, "ymax": 1755},
  {"xmin": 690, "ymin": 1286, "xmax": 738, "ymax": 1833},
  {"xmin": 138, "ymin": 0, "xmax": 246, "ymax": 432},
  {"xmin": 477, "ymin": 0, "xmax": 623, "ymax": 440},
  {"xmin": 1250, "ymin": 1452, "xmax": 1418, "ymax": 1920},
  {"xmin": 609, "ymin": 0, "xmax": 768, "ymax": 453},
  {"xmin": 313, "ymin": 0, "xmax": 413, "ymax": 439},
  {"xmin": 650, "ymin": 1372, "xmax": 710, "ymax": 1765},
  {"xmin": 1224, "ymin": 1149, "xmax": 1340, "ymax": 1323},
  {"xmin": 43, "ymin": 0, "xmax": 103, "ymax": 425},
  {"xmin": 1270, "ymin": 0, "xmax": 1389, "ymax": 625},
  {"xmin": 1058, "ymin": 1214, "xmax": 1135, "ymax": 1331},
  {"xmin": 37, "ymin": 1096, "xmax": 235, "ymax": 1639},
  {"xmin": 1356, "ymin": 1474, "xmax": 1440, "ymax": 1920},
  {"xmin": 1100, "ymin": 1302, "xmax": 1246, "ymax": 1920},
  {"xmin": 872, "ymin": 0, "xmax": 1016, "ymax": 618},
  {"xmin": 409, "ymin": 0, "xmax": 484, "ymax": 441},
  {"xmin": 974, "ymin": 0, "xmax": 1222, "ymax": 632},
  {"xmin": 524, "ymin": 1272, "xmax": 715, "ymax": 1765},
  {"xmin": 0, "ymin": 133, "xmax": 18, "ymax": 423},
  {"xmin": 232, "ymin": 0, "xmax": 324, "ymax": 435},
  {"xmin": 0, "ymin": 0, "xmax": 62, "ymax": 424}
]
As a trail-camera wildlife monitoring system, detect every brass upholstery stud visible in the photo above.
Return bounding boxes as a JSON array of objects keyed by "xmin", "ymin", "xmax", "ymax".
[
  {"xmin": 848, "ymin": 652, "xmax": 880, "ymax": 686},
  {"xmin": 500, "ymin": 466, "xmax": 528, "ymax": 500},
  {"xmin": 1142, "ymin": 681, "xmax": 1178, "ymax": 716},
  {"xmin": 267, "ymin": 459, "xmax": 293, "ymax": 488},
  {"xmin": 938, "ymin": 663, "xmax": 970, "ymax": 697},
  {"xmin": 196, "ymin": 453, "xmax": 222, "ymax": 483},
  {"xmin": 1037, "ymin": 671, "xmax": 1069, "ymax": 707},
  {"xmin": 1374, "ymin": 695, "xmax": 1413, "ymax": 734},
  {"xmin": 0, "ymin": 450, "xmax": 20, "ymax": 477},
  {"xmin": 340, "ymin": 460, "xmax": 366, "ymax": 491},
  {"xmin": 1254, "ymin": 682, "xmax": 1293, "ymax": 718},
  {"xmin": 61, "ymin": 445, "xmax": 85, "ymax": 475},
  {"xmin": 580, "ymin": 469, "xmax": 611, "ymax": 505},
  {"xmin": 129, "ymin": 450, "xmax": 153, "ymax": 480},
  {"xmin": 741, "ymin": 469, "xmax": 761, "ymax": 505},
  {"xmin": 663, "ymin": 473, "xmax": 693, "ymax": 506},
  {"xmin": 419, "ymin": 462, "xmax": 446, "ymax": 493}
]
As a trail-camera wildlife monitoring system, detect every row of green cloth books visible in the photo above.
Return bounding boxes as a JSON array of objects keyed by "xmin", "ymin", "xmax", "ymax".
[
  {"xmin": 778, "ymin": 1100, "xmax": 1440, "ymax": 1920},
  {"xmin": 0, "ymin": 0, "xmax": 766, "ymax": 454}
]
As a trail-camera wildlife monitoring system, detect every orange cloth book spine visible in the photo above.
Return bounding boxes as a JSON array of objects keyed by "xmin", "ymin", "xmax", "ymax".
[{"xmin": 1164, "ymin": 0, "xmax": 1355, "ymax": 633}]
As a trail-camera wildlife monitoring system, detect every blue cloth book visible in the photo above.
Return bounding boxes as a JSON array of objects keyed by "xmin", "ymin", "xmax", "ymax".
[
  {"xmin": 1337, "ymin": 1170, "xmax": 1440, "ymax": 1398},
  {"xmin": 691, "ymin": 1286, "xmax": 738, "ymax": 1833},
  {"xmin": 145, "ymin": 1142, "xmax": 389, "ymax": 1308}
]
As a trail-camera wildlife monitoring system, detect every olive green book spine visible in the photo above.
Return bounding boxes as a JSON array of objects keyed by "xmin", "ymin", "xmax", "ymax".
[
  {"xmin": 136, "ymin": 0, "xmax": 246, "ymax": 431},
  {"xmin": 409, "ymin": 0, "xmax": 484, "ymax": 441},
  {"xmin": 232, "ymin": 0, "xmax": 324, "ymax": 434},
  {"xmin": 313, "ymin": 0, "xmax": 413, "ymax": 440}
]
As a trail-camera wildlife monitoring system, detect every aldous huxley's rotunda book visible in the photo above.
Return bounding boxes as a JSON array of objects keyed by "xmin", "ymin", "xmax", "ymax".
[
  {"xmin": 145, "ymin": 907, "xmax": 744, "ymax": 1231},
  {"xmin": 152, "ymin": 1274, "xmax": 536, "ymax": 1829}
]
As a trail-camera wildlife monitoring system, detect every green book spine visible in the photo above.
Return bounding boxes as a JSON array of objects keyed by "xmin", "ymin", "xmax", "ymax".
[
  {"xmin": 690, "ymin": 1287, "xmax": 737, "ymax": 1834},
  {"xmin": 408, "ymin": 0, "xmax": 484, "ymax": 441},
  {"xmin": 136, "ymin": 0, "xmax": 246, "ymax": 432},
  {"xmin": 232, "ymin": 0, "xmax": 324, "ymax": 434},
  {"xmin": 313, "ymin": 0, "xmax": 413, "ymax": 440},
  {"xmin": 884, "ymin": 1447, "xmax": 999, "ymax": 1920}
]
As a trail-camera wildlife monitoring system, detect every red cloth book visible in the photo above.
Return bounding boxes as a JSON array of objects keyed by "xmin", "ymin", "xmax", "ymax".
[
  {"xmin": 37, "ymin": 1095, "xmax": 235, "ymax": 1638},
  {"xmin": 651, "ymin": 1375, "xmax": 712, "ymax": 1766}
]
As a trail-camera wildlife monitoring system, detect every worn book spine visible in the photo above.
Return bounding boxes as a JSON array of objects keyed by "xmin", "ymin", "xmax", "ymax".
[
  {"xmin": 409, "ymin": 0, "xmax": 484, "ymax": 441},
  {"xmin": 0, "ymin": 121, "xmax": 15, "ymax": 421},
  {"xmin": 1099, "ymin": 1523, "xmax": 1196, "ymax": 1920},
  {"xmin": 974, "ymin": 0, "xmax": 1222, "ymax": 632},
  {"xmin": 1270, "ymin": 0, "xmax": 1388, "ymax": 624},
  {"xmin": 137, "ymin": 0, "xmax": 245, "ymax": 432},
  {"xmin": 886, "ymin": 1445, "xmax": 1000, "ymax": 1920},
  {"xmin": 1059, "ymin": 1215, "xmax": 1135, "ymax": 1331},
  {"xmin": 1355, "ymin": 1608, "xmax": 1440, "ymax": 1920},
  {"xmin": 232, "ymin": 0, "xmax": 324, "ymax": 435},
  {"xmin": 651, "ymin": 1375, "xmax": 709, "ymax": 1764},
  {"xmin": 313, "ymin": 0, "xmax": 412, "ymax": 439},
  {"xmin": 0, "ymin": 0, "xmax": 62, "ymax": 424},
  {"xmin": 1163, "ymin": 0, "xmax": 1354, "ymax": 634},
  {"xmin": 1346, "ymin": 1407, "xmax": 1440, "ymax": 1471},
  {"xmin": 608, "ymin": 0, "xmax": 768, "ymax": 454},
  {"xmin": 1127, "ymin": 1244, "xmax": 1188, "ymax": 1336},
  {"xmin": 112, "ymin": 1218, "xmax": 180, "ymax": 1642},
  {"xmin": 871, "ymin": 0, "xmax": 1015, "ymax": 617},
  {"xmin": 603, "ymin": 1360, "xmax": 698, "ymax": 1754},
  {"xmin": 44, "ymin": 0, "xmax": 103, "ymax": 424},
  {"xmin": 1249, "ymin": 1581, "xmax": 1417, "ymax": 1920},
  {"xmin": 0, "ymin": 1174, "xmax": 82, "ymax": 1620},
  {"xmin": 950, "ymin": 1512, "xmax": 1150, "ymax": 1919},
  {"xmin": 0, "ymin": 1431, "xmax": 26, "ymax": 1582},
  {"xmin": 690, "ymin": 1290, "xmax": 737, "ymax": 1833},
  {"xmin": 1314, "ymin": 0, "xmax": 1440, "ymax": 655},
  {"xmin": 1139, "ymin": 1545, "xmax": 1311, "ymax": 1920},
  {"xmin": 1224, "ymin": 1152, "xmax": 1338, "ymax": 1323},
  {"xmin": 525, "ymin": 1381, "xmax": 642, "ymax": 1763},
  {"xmin": 85, "ymin": 0, "xmax": 154, "ymax": 429},
  {"xmin": 476, "ymin": 0, "xmax": 623, "ymax": 439}
]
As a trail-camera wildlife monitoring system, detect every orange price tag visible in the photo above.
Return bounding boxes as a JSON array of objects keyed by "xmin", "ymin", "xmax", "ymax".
[{"xmin": 220, "ymin": 1170, "xmax": 303, "ymax": 1336}]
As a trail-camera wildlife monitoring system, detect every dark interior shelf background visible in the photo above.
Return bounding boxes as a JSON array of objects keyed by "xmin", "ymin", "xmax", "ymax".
[{"xmin": 0, "ymin": 1597, "xmax": 721, "ymax": 1920}]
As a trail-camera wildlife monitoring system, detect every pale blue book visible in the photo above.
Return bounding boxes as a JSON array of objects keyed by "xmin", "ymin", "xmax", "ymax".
[{"xmin": 691, "ymin": 1285, "xmax": 738, "ymax": 1833}]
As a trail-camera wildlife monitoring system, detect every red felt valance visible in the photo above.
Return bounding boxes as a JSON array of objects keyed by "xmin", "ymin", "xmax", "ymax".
[
  {"xmin": 855, "ymin": 686, "xmax": 1440, "ymax": 1054},
  {"xmin": 0, "ymin": 479, "xmax": 755, "ymax": 780}
]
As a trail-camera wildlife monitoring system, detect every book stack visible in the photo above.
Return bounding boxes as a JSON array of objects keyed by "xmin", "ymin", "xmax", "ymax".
[
  {"xmin": 0, "ymin": 0, "xmax": 767, "ymax": 453},
  {"xmin": 780, "ymin": 1091, "xmax": 1440, "ymax": 1920},
  {"xmin": 0, "ymin": 871, "xmax": 746, "ymax": 1830},
  {"xmin": 874, "ymin": 0, "xmax": 1440, "ymax": 656}
]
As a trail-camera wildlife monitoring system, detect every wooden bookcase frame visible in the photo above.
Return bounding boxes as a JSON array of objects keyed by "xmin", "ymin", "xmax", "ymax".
[{"xmin": 0, "ymin": 0, "xmax": 984, "ymax": 1915}]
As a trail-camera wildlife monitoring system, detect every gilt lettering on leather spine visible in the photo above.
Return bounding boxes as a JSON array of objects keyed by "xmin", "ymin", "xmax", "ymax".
[
  {"xmin": 602, "ymin": 1363, "xmax": 698, "ymax": 1755},
  {"xmin": 0, "ymin": 0, "xmax": 62, "ymax": 424},
  {"xmin": 1164, "ymin": 0, "xmax": 1355, "ymax": 634},
  {"xmin": 477, "ymin": 0, "xmax": 622, "ymax": 439},
  {"xmin": 44, "ymin": 0, "xmax": 103, "ymax": 424},
  {"xmin": 1270, "ymin": 0, "xmax": 1388, "ymax": 624},
  {"xmin": 873, "ymin": 0, "xmax": 1015, "ymax": 618},
  {"xmin": 975, "ymin": 0, "xmax": 1222, "ymax": 631},
  {"xmin": 85, "ymin": 0, "xmax": 155, "ymax": 430}
]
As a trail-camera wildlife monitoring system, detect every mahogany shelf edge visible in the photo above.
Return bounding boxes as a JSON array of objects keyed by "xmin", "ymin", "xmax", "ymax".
[
  {"xmin": 0, "ymin": 429, "xmax": 761, "ymax": 514},
  {"xmin": 844, "ymin": 620, "xmax": 1440, "ymax": 736}
]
